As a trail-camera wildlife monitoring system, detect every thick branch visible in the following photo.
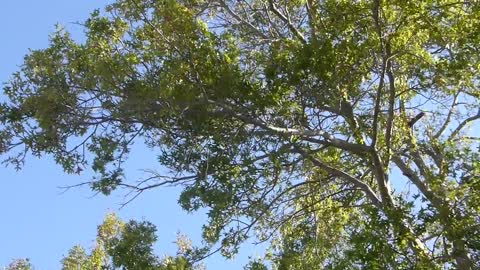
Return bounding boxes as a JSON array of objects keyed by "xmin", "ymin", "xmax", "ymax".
[
  {"xmin": 384, "ymin": 42, "xmax": 396, "ymax": 158},
  {"xmin": 371, "ymin": 151, "xmax": 394, "ymax": 207},
  {"xmin": 371, "ymin": 0, "xmax": 385, "ymax": 147},
  {"xmin": 371, "ymin": 66, "xmax": 386, "ymax": 147}
]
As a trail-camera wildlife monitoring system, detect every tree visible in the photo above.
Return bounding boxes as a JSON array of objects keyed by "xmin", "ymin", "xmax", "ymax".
[
  {"xmin": 60, "ymin": 213, "xmax": 196, "ymax": 270},
  {"xmin": 3, "ymin": 214, "xmax": 197, "ymax": 270},
  {"xmin": 61, "ymin": 245, "xmax": 90, "ymax": 270},
  {"xmin": 4, "ymin": 259, "xmax": 33, "ymax": 270},
  {"xmin": 1, "ymin": 0, "xmax": 479, "ymax": 269}
]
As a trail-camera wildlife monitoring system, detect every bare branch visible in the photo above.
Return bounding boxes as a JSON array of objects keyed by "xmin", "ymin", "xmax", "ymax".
[
  {"xmin": 267, "ymin": 0, "xmax": 307, "ymax": 44},
  {"xmin": 434, "ymin": 92, "xmax": 459, "ymax": 138},
  {"xmin": 447, "ymin": 108, "xmax": 480, "ymax": 141},
  {"xmin": 218, "ymin": 0, "xmax": 269, "ymax": 40}
]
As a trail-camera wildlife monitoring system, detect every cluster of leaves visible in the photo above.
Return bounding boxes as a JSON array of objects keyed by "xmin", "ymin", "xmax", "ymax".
[
  {"xmin": 62, "ymin": 213, "xmax": 198, "ymax": 270},
  {"xmin": 3, "ymin": 259, "xmax": 34, "ymax": 270},
  {"xmin": 1, "ymin": 0, "xmax": 480, "ymax": 269}
]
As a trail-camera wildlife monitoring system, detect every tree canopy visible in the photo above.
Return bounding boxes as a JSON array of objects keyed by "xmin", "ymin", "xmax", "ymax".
[
  {"xmin": 1, "ymin": 0, "xmax": 479, "ymax": 269},
  {"xmin": 60, "ymin": 214, "xmax": 195, "ymax": 270},
  {"xmin": 4, "ymin": 214, "xmax": 197, "ymax": 270},
  {"xmin": 4, "ymin": 259, "xmax": 34, "ymax": 270}
]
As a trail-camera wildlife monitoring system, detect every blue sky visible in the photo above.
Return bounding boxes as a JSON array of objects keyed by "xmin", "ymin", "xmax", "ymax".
[
  {"xmin": 0, "ymin": 1, "xmax": 262, "ymax": 269},
  {"xmin": 1, "ymin": 2, "xmax": 479, "ymax": 270}
]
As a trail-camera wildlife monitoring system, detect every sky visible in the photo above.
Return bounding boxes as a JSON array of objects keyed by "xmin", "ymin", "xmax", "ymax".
[
  {"xmin": 3, "ymin": 2, "xmax": 478, "ymax": 270},
  {"xmin": 0, "ymin": 1, "xmax": 262, "ymax": 269}
]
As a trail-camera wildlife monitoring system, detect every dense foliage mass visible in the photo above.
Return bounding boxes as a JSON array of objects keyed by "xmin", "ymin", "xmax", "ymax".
[
  {"xmin": 4, "ymin": 214, "xmax": 196, "ymax": 270},
  {"xmin": 1, "ymin": 0, "xmax": 479, "ymax": 269},
  {"xmin": 60, "ymin": 214, "xmax": 195, "ymax": 270}
]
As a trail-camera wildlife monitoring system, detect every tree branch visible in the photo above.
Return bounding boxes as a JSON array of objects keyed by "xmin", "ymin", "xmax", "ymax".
[
  {"xmin": 384, "ymin": 42, "xmax": 396, "ymax": 158},
  {"xmin": 433, "ymin": 92, "xmax": 459, "ymax": 139},
  {"xmin": 392, "ymin": 156, "xmax": 443, "ymax": 208},
  {"xmin": 267, "ymin": 0, "xmax": 307, "ymax": 44},
  {"xmin": 206, "ymin": 99, "xmax": 372, "ymax": 155},
  {"xmin": 371, "ymin": 0, "xmax": 385, "ymax": 147},
  {"xmin": 447, "ymin": 108, "xmax": 480, "ymax": 141},
  {"xmin": 294, "ymin": 146, "xmax": 382, "ymax": 208},
  {"xmin": 218, "ymin": 0, "xmax": 269, "ymax": 40}
]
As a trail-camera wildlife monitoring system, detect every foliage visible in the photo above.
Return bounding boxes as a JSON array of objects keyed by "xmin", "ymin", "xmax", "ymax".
[
  {"xmin": 60, "ymin": 213, "xmax": 196, "ymax": 270},
  {"xmin": 1, "ymin": 0, "xmax": 480, "ymax": 269},
  {"xmin": 4, "ymin": 259, "xmax": 33, "ymax": 270},
  {"xmin": 4, "ymin": 214, "xmax": 197, "ymax": 270}
]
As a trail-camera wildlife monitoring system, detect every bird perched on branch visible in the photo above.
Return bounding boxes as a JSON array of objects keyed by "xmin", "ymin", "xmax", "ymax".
[{"xmin": 408, "ymin": 112, "xmax": 425, "ymax": 127}]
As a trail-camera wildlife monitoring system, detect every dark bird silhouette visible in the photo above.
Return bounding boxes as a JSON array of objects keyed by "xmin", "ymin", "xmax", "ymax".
[{"xmin": 408, "ymin": 112, "xmax": 425, "ymax": 127}]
